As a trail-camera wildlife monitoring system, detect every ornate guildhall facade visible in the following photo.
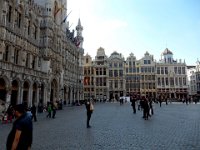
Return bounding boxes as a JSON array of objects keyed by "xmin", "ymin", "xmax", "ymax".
[{"xmin": 0, "ymin": 0, "xmax": 84, "ymax": 107}]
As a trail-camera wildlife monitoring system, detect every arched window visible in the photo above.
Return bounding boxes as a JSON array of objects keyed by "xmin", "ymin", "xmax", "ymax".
[
  {"xmin": 7, "ymin": 5, "xmax": 12, "ymax": 22},
  {"xmin": 3, "ymin": 45, "xmax": 9, "ymax": 61}
]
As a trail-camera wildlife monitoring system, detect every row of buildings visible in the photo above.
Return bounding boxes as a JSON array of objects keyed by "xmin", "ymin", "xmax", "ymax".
[
  {"xmin": 83, "ymin": 47, "xmax": 190, "ymax": 101},
  {"xmin": 0, "ymin": 0, "xmax": 199, "ymax": 108}
]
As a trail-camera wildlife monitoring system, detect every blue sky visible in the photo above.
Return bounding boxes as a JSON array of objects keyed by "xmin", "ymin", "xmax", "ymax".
[{"xmin": 68, "ymin": 0, "xmax": 200, "ymax": 65}]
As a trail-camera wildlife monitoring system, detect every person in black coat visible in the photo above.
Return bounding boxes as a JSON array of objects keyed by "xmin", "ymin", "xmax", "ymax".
[
  {"xmin": 143, "ymin": 98, "xmax": 150, "ymax": 120},
  {"xmin": 31, "ymin": 104, "xmax": 37, "ymax": 122},
  {"xmin": 131, "ymin": 96, "xmax": 136, "ymax": 114},
  {"xmin": 85, "ymin": 99, "xmax": 94, "ymax": 128}
]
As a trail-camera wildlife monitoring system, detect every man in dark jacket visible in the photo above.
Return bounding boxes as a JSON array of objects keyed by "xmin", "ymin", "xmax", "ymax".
[{"xmin": 7, "ymin": 104, "xmax": 33, "ymax": 150}]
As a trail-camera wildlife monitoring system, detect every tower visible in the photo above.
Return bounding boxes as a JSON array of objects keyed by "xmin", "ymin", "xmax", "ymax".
[{"xmin": 75, "ymin": 18, "xmax": 84, "ymax": 48}]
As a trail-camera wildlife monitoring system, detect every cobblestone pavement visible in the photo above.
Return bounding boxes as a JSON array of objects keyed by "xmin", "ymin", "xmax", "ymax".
[{"xmin": 1, "ymin": 102, "xmax": 200, "ymax": 150}]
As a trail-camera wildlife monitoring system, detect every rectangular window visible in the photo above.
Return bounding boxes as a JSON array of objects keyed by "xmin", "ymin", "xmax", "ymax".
[
  {"xmin": 14, "ymin": 49, "xmax": 19, "ymax": 64},
  {"xmin": 114, "ymin": 70, "xmax": 118, "ymax": 77},
  {"xmin": 144, "ymin": 60, "xmax": 147, "ymax": 64},
  {"xmin": 8, "ymin": 6, "xmax": 12, "ymax": 22},
  {"xmin": 182, "ymin": 67, "xmax": 185, "ymax": 74},
  {"xmin": 3, "ymin": 45, "xmax": 9, "ymax": 61},
  {"xmin": 175, "ymin": 77, "xmax": 178, "ymax": 86},
  {"xmin": 141, "ymin": 67, "xmax": 144, "ymax": 73},
  {"xmin": 165, "ymin": 78, "xmax": 169, "ymax": 86},
  {"xmin": 178, "ymin": 67, "xmax": 181, "ymax": 74},
  {"xmin": 145, "ymin": 67, "xmax": 147, "ymax": 73},
  {"xmin": 162, "ymin": 77, "xmax": 165, "ymax": 86},
  {"xmin": 100, "ymin": 68, "xmax": 102, "ymax": 75},
  {"xmin": 158, "ymin": 77, "xmax": 161, "ymax": 86},
  {"xmin": 119, "ymin": 70, "xmax": 123, "ymax": 77},
  {"xmin": 157, "ymin": 67, "xmax": 160, "ymax": 74},
  {"xmin": 103, "ymin": 68, "xmax": 106, "ymax": 75},
  {"xmin": 161, "ymin": 67, "xmax": 164, "ymax": 74},
  {"xmin": 174, "ymin": 67, "xmax": 177, "ymax": 74},
  {"xmin": 109, "ymin": 70, "xmax": 112, "ymax": 77},
  {"xmin": 165, "ymin": 67, "xmax": 168, "ymax": 74},
  {"xmin": 170, "ymin": 77, "xmax": 174, "ymax": 86},
  {"xmin": 183, "ymin": 77, "xmax": 186, "ymax": 85},
  {"xmin": 179, "ymin": 77, "xmax": 182, "ymax": 86}
]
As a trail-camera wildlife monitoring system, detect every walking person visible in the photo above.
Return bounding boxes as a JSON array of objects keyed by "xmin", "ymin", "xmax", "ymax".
[
  {"xmin": 6, "ymin": 104, "xmax": 33, "ymax": 150},
  {"xmin": 143, "ymin": 98, "xmax": 150, "ymax": 120},
  {"xmin": 131, "ymin": 96, "xmax": 136, "ymax": 114},
  {"xmin": 46, "ymin": 103, "xmax": 52, "ymax": 118},
  {"xmin": 149, "ymin": 98, "xmax": 154, "ymax": 116},
  {"xmin": 52, "ymin": 102, "xmax": 57, "ymax": 119},
  {"xmin": 85, "ymin": 99, "xmax": 94, "ymax": 128},
  {"xmin": 31, "ymin": 104, "xmax": 37, "ymax": 122},
  {"xmin": 159, "ymin": 98, "xmax": 162, "ymax": 107}
]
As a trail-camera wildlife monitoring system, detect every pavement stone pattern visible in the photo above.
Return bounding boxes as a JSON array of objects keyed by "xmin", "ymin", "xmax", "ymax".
[{"xmin": 0, "ymin": 102, "xmax": 200, "ymax": 150}]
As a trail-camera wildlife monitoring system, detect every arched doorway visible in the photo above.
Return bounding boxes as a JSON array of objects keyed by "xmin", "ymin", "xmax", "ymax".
[
  {"xmin": 0, "ymin": 78, "xmax": 6, "ymax": 103},
  {"xmin": 50, "ymin": 79, "xmax": 57, "ymax": 102},
  {"xmin": 32, "ymin": 83, "xmax": 37, "ymax": 105},
  {"xmin": 23, "ymin": 81, "xmax": 29, "ymax": 107},
  {"xmin": 11, "ymin": 80, "xmax": 19, "ymax": 106}
]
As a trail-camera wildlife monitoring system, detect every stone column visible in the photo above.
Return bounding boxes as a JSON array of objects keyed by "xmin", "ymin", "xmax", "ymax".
[
  {"xmin": 29, "ymin": 84, "xmax": 33, "ymax": 107},
  {"xmin": 6, "ymin": 87, "xmax": 11, "ymax": 104},
  {"xmin": 19, "ymin": 84, "xmax": 23, "ymax": 104}
]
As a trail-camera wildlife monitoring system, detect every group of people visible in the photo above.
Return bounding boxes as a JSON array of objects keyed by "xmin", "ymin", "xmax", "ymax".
[{"xmin": 130, "ymin": 96, "xmax": 154, "ymax": 120}]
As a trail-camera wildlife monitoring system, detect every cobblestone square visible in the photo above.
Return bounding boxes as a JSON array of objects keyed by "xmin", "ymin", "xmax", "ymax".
[{"xmin": 1, "ymin": 102, "xmax": 200, "ymax": 150}]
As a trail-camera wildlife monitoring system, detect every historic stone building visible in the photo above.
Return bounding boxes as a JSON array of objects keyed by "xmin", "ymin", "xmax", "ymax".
[
  {"xmin": 187, "ymin": 66, "xmax": 196, "ymax": 97},
  {"xmin": 0, "ymin": 0, "xmax": 84, "ymax": 107},
  {"xmin": 83, "ymin": 54, "xmax": 95, "ymax": 100},
  {"xmin": 125, "ymin": 53, "xmax": 140, "ymax": 96},
  {"xmin": 196, "ymin": 60, "xmax": 200, "ymax": 98},
  {"xmin": 139, "ymin": 52, "xmax": 156, "ymax": 98},
  {"xmin": 93, "ymin": 47, "xmax": 109, "ymax": 101},
  {"xmin": 108, "ymin": 51, "xmax": 126, "ymax": 101},
  {"xmin": 83, "ymin": 48, "xmax": 126, "ymax": 101},
  {"xmin": 156, "ymin": 48, "xmax": 187, "ymax": 99},
  {"xmin": 83, "ymin": 48, "xmax": 109, "ymax": 101}
]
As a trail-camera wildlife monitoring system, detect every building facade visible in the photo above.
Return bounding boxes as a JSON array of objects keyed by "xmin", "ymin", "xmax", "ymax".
[
  {"xmin": 187, "ymin": 66, "xmax": 196, "ymax": 97},
  {"xmin": 0, "ymin": 0, "xmax": 84, "ymax": 107},
  {"xmin": 156, "ymin": 48, "xmax": 188, "ymax": 100},
  {"xmin": 125, "ymin": 53, "xmax": 140, "ymax": 96},
  {"xmin": 196, "ymin": 60, "xmax": 200, "ymax": 98},
  {"xmin": 108, "ymin": 51, "xmax": 126, "ymax": 101},
  {"xmin": 139, "ymin": 52, "xmax": 156, "ymax": 98},
  {"xmin": 93, "ymin": 48, "xmax": 109, "ymax": 101}
]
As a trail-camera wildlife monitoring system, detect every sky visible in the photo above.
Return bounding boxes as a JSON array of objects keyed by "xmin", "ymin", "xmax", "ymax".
[{"xmin": 67, "ymin": 0, "xmax": 200, "ymax": 65}]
